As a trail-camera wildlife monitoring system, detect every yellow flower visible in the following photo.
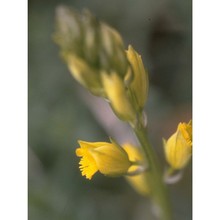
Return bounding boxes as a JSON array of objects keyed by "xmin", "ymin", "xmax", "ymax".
[
  {"xmin": 76, "ymin": 140, "xmax": 132, "ymax": 180},
  {"xmin": 126, "ymin": 45, "xmax": 149, "ymax": 112},
  {"xmin": 101, "ymin": 72, "xmax": 136, "ymax": 122},
  {"xmin": 163, "ymin": 120, "xmax": 192, "ymax": 170},
  {"xmin": 123, "ymin": 143, "xmax": 150, "ymax": 196}
]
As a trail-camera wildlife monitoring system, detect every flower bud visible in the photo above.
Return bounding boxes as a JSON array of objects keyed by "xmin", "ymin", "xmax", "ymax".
[
  {"xmin": 101, "ymin": 72, "xmax": 136, "ymax": 122},
  {"xmin": 66, "ymin": 54, "xmax": 104, "ymax": 96},
  {"xmin": 99, "ymin": 24, "xmax": 129, "ymax": 77},
  {"xmin": 54, "ymin": 6, "xmax": 82, "ymax": 54},
  {"xmin": 126, "ymin": 45, "xmax": 149, "ymax": 112},
  {"xmin": 163, "ymin": 120, "xmax": 192, "ymax": 170},
  {"xmin": 76, "ymin": 140, "xmax": 132, "ymax": 179},
  {"xmin": 123, "ymin": 143, "xmax": 150, "ymax": 196}
]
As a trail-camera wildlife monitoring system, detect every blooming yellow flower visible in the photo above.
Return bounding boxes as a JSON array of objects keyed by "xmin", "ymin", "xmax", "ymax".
[
  {"xmin": 163, "ymin": 120, "xmax": 192, "ymax": 170},
  {"xmin": 76, "ymin": 140, "xmax": 132, "ymax": 179},
  {"xmin": 123, "ymin": 143, "xmax": 150, "ymax": 196},
  {"xmin": 126, "ymin": 45, "xmax": 149, "ymax": 112}
]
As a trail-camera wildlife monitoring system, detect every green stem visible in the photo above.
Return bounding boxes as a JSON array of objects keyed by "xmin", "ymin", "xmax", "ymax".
[{"xmin": 132, "ymin": 120, "xmax": 172, "ymax": 220}]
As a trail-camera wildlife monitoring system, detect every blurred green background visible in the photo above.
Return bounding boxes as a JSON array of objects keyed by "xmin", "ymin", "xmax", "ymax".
[{"xmin": 28, "ymin": 0, "xmax": 192, "ymax": 219}]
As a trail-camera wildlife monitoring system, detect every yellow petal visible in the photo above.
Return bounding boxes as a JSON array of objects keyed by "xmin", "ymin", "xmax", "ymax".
[
  {"xmin": 89, "ymin": 144, "xmax": 131, "ymax": 176},
  {"xmin": 78, "ymin": 140, "xmax": 111, "ymax": 149}
]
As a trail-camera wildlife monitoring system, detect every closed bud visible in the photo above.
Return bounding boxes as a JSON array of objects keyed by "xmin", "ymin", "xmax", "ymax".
[
  {"xmin": 163, "ymin": 120, "xmax": 192, "ymax": 170},
  {"xmin": 101, "ymin": 72, "xmax": 136, "ymax": 122},
  {"xmin": 54, "ymin": 6, "xmax": 83, "ymax": 56},
  {"xmin": 81, "ymin": 10, "xmax": 100, "ymax": 65},
  {"xmin": 123, "ymin": 143, "xmax": 150, "ymax": 196},
  {"xmin": 76, "ymin": 140, "xmax": 132, "ymax": 179},
  {"xmin": 126, "ymin": 45, "xmax": 149, "ymax": 112},
  {"xmin": 66, "ymin": 54, "xmax": 104, "ymax": 96},
  {"xmin": 99, "ymin": 24, "xmax": 129, "ymax": 77}
]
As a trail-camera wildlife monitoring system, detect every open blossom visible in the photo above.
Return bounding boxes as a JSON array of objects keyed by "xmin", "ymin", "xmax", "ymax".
[
  {"xmin": 76, "ymin": 140, "xmax": 132, "ymax": 179},
  {"xmin": 163, "ymin": 120, "xmax": 192, "ymax": 170}
]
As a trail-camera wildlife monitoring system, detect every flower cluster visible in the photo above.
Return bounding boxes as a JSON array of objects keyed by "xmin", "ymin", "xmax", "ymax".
[
  {"xmin": 54, "ymin": 6, "xmax": 148, "ymax": 124},
  {"xmin": 54, "ymin": 6, "xmax": 192, "ymax": 200}
]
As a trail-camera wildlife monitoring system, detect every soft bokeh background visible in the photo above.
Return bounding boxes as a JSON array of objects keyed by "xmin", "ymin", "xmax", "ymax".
[{"xmin": 29, "ymin": 0, "xmax": 192, "ymax": 219}]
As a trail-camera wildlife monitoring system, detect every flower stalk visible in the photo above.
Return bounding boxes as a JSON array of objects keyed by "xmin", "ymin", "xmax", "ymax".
[{"xmin": 133, "ymin": 120, "xmax": 172, "ymax": 220}]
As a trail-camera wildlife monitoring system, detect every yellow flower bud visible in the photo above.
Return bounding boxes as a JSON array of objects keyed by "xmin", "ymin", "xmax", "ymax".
[
  {"xmin": 126, "ymin": 45, "xmax": 149, "ymax": 111},
  {"xmin": 66, "ymin": 54, "xmax": 104, "ymax": 96},
  {"xmin": 163, "ymin": 120, "xmax": 192, "ymax": 170},
  {"xmin": 123, "ymin": 143, "xmax": 150, "ymax": 196},
  {"xmin": 99, "ymin": 24, "xmax": 129, "ymax": 77},
  {"xmin": 101, "ymin": 72, "xmax": 136, "ymax": 122},
  {"xmin": 76, "ymin": 140, "xmax": 132, "ymax": 180}
]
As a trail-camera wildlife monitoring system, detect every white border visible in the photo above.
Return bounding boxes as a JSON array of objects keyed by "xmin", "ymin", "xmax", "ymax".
[
  {"xmin": 0, "ymin": 0, "xmax": 27, "ymax": 219},
  {"xmin": 193, "ymin": 0, "xmax": 220, "ymax": 219},
  {"xmin": 1, "ymin": 0, "xmax": 220, "ymax": 219}
]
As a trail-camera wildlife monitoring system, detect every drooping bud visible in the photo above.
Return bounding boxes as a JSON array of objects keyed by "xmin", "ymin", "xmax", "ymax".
[{"xmin": 76, "ymin": 140, "xmax": 132, "ymax": 179}]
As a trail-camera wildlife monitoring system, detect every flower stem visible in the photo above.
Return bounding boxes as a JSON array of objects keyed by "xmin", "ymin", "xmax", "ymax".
[{"xmin": 132, "ymin": 120, "xmax": 172, "ymax": 220}]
